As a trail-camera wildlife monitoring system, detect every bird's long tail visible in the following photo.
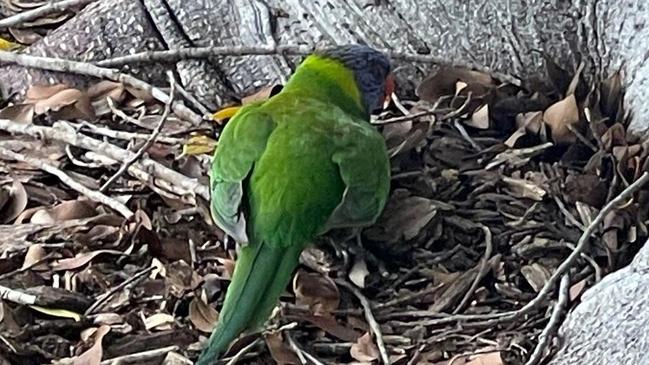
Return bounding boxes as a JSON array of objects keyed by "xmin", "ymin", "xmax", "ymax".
[{"xmin": 196, "ymin": 239, "xmax": 303, "ymax": 365}]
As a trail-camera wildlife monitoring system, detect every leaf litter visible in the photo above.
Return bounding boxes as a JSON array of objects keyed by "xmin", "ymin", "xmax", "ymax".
[{"xmin": 0, "ymin": 51, "xmax": 646, "ymax": 365}]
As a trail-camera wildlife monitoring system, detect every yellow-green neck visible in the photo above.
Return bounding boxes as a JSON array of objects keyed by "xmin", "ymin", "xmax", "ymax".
[{"xmin": 283, "ymin": 55, "xmax": 367, "ymax": 119}]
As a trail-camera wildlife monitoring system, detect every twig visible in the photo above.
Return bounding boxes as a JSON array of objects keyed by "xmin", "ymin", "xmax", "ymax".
[
  {"xmin": 100, "ymin": 73, "xmax": 176, "ymax": 192},
  {"xmin": 285, "ymin": 333, "xmax": 308, "ymax": 365},
  {"xmin": 170, "ymin": 74, "xmax": 212, "ymax": 117},
  {"xmin": 0, "ymin": 50, "xmax": 202, "ymax": 125},
  {"xmin": 74, "ymin": 122, "xmax": 183, "ymax": 144},
  {"xmin": 374, "ymin": 283, "xmax": 445, "ymax": 311},
  {"xmin": 501, "ymin": 171, "xmax": 649, "ymax": 321},
  {"xmin": 95, "ymin": 46, "xmax": 521, "ymax": 85},
  {"xmin": 0, "ymin": 252, "xmax": 55, "ymax": 280},
  {"xmin": 286, "ymin": 333, "xmax": 325, "ymax": 365},
  {"xmin": 0, "ymin": 146, "xmax": 134, "ymax": 218},
  {"xmin": 524, "ymin": 274, "xmax": 570, "ymax": 365},
  {"xmin": 373, "ymin": 96, "xmax": 450, "ymax": 125},
  {"xmin": 453, "ymin": 120, "xmax": 482, "ymax": 151},
  {"xmin": 336, "ymin": 279, "xmax": 390, "ymax": 365},
  {"xmin": 85, "ymin": 266, "xmax": 154, "ymax": 315},
  {"xmin": 0, "ymin": 119, "xmax": 209, "ymax": 201},
  {"xmin": 384, "ymin": 171, "xmax": 649, "ymax": 328},
  {"xmin": 99, "ymin": 345, "xmax": 178, "ymax": 364},
  {"xmin": 221, "ymin": 338, "xmax": 263, "ymax": 365},
  {"xmin": 453, "ymin": 226, "xmax": 493, "ymax": 314},
  {"xmin": 564, "ymin": 242, "xmax": 602, "ymax": 282},
  {"xmin": 0, "ymin": 285, "xmax": 36, "ymax": 306},
  {"xmin": 553, "ymin": 196, "xmax": 587, "ymax": 231},
  {"xmin": 0, "ymin": 0, "xmax": 96, "ymax": 29}
]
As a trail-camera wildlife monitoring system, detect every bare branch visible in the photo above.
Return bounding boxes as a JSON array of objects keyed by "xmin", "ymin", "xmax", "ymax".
[
  {"xmin": 0, "ymin": 146, "xmax": 134, "ymax": 218},
  {"xmin": 93, "ymin": 45, "xmax": 521, "ymax": 85},
  {"xmin": 0, "ymin": 50, "xmax": 202, "ymax": 125},
  {"xmin": 525, "ymin": 274, "xmax": 570, "ymax": 365},
  {"xmin": 0, "ymin": 119, "xmax": 209, "ymax": 201},
  {"xmin": 99, "ymin": 72, "xmax": 176, "ymax": 192},
  {"xmin": 337, "ymin": 279, "xmax": 390, "ymax": 365}
]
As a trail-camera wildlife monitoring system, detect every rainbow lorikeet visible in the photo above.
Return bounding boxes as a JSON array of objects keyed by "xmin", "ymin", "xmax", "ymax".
[{"xmin": 198, "ymin": 45, "xmax": 394, "ymax": 364}]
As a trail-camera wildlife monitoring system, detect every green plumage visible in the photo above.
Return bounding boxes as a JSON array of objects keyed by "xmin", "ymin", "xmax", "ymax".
[{"xmin": 198, "ymin": 53, "xmax": 390, "ymax": 364}]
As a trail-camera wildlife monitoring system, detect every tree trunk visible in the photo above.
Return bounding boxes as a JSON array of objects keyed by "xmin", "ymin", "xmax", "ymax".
[{"xmin": 1, "ymin": 1, "xmax": 648, "ymax": 364}]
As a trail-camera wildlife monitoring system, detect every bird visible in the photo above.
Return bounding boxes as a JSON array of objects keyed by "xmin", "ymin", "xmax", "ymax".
[{"xmin": 198, "ymin": 44, "xmax": 393, "ymax": 364}]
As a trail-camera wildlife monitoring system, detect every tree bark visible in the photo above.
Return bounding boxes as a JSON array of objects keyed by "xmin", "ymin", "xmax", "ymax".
[{"xmin": 1, "ymin": 1, "xmax": 648, "ymax": 364}]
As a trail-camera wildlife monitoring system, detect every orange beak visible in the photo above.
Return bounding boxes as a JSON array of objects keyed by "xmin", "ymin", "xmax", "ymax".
[{"xmin": 383, "ymin": 73, "xmax": 395, "ymax": 109}]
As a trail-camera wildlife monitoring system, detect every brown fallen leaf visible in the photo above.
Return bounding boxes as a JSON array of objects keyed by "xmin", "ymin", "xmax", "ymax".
[
  {"xmin": 417, "ymin": 67, "xmax": 494, "ymax": 103},
  {"xmin": 301, "ymin": 314, "xmax": 361, "ymax": 342},
  {"xmin": 600, "ymin": 70, "xmax": 623, "ymax": 121},
  {"xmin": 241, "ymin": 84, "xmax": 283, "ymax": 105},
  {"xmin": 264, "ymin": 332, "xmax": 299, "ymax": 365},
  {"xmin": 51, "ymin": 250, "xmax": 123, "ymax": 271},
  {"xmin": 8, "ymin": 27, "xmax": 42, "ymax": 45},
  {"xmin": 0, "ymin": 180, "xmax": 28, "ymax": 223},
  {"xmin": 293, "ymin": 270, "xmax": 340, "ymax": 315},
  {"xmin": 467, "ymin": 104, "xmax": 490, "ymax": 129},
  {"xmin": 165, "ymin": 260, "xmax": 202, "ymax": 297},
  {"xmin": 366, "ymin": 191, "xmax": 447, "ymax": 244},
  {"xmin": 26, "ymin": 200, "xmax": 99, "ymax": 224},
  {"xmin": 543, "ymin": 94, "xmax": 580, "ymax": 144},
  {"xmin": 0, "ymin": 103, "xmax": 35, "ymax": 124},
  {"xmin": 25, "ymin": 84, "xmax": 95, "ymax": 120},
  {"xmin": 21, "ymin": 244, "xmax": 47, "ymax": 270},
  {"xmin": 521, "ymin": 263, "xmax": 552, "ymax": 292},
  {"xmin": 569, "ymin": 278, "xmax": 588, "ymax": 302},
  {"xmin": 464, "ymin": 351, "xmax": 504, "ymax": 365},
  {"xmin": 144, "ymin": 313, "xmax": 175, "ymax": 331},
  {"xmin": 350, "ymin": 332, "xmax": 379, "ymax": 362},
  {"xmin": 72, "ymin": 325, "xmax": 110, "ymax": 365},
  {"xmin": 348, "ymin": 257, "xmax": 369, "ymax": 288},
  {"xmin": 188, "ymin": 297, "xmax": 218, "ymax": 333}
]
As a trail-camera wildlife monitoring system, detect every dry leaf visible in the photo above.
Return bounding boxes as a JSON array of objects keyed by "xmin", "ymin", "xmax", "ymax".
[
  {"xmin": 501, "ymin": 176, "xmax": 546, "ymax": 201},
  {"xmin": 301, "ymin": 314, "xmax": 361, "ymax": 341},
  {"xmin": 51, "ymin": 250, "xmax": 123, "ymax": 271},
  {"xmin": 417, "ymin": 67, "xmax": 494, "ymax": 103},
  {"xmin": 348, "ymin": 257, "xmax": 369, "ymax": 288},
  {"xmin": 188, "ymin": 297, "xmax": 218, "ymax": 333},
  {"xmin": 241, "ymin": 85, "xmax": 283, "ymax": 105},
  {"xmin": 22, "ymin": 244, "xmax": 47, "ymax": 270},
  {"xmin": 467, "ymin": 104, "xmax": 490, "ymax": 129},
  {"xmin": 0, "ymin": 37, "xmax": 20, "ymax": 51},
  {"xmin": 265, "ymin": 332, "xmax": 299, "ymax": 365},
  {"xmin": 144, "ymin": 313, "xmax": 175, "ymax": 331},
  {"xmin": 0, "ymin": 104, "xmax": 35, "ymax": 124},
  {"xmin": 521, "ymin": 263, "xmax": 552, "ymax": 292},
  {"xmin": 569, "ymin": 278, "xmax": 588, "ymax": 301},
  {"xmin": 293, "ymin": 270, "xmax": 340, "ymax": 315},
  {"xmin": 464, "ymin": 351, "xmax": 504, "ymax": 365},
  {"xmin": 181, "ymin": 135, "xmax": 217, "ymax": 156},
  {"xmin": 28, "ymin": 200, "xmax": 99, "ymax": 224},
  {"xmin": 543, "ymin": 94, "xmax": 580, "ymax": 144},
  {"xmin": 366, "ymin": 192, "xmax": 446, "ymax": 244},
  {"xmin": 8, "ymin": 27, "xmax": 41, "ymax": 45},
  {"xmin": 350, "ymin": 332, "xmax": 379, "ymax": 362},
  {"xmin": 165, "ymin": 260, "xmax": 202, "ymax": 297},
  {"xmin": 87, "ymin": 81, "xmax": 126, "ymax": 103},
  {"xmin": 0, "ymin": 180, "xmax": 28, "ymax": 223},
  {"xmin": 600, "ymin": 70, "xmax": 623, "ymax": 119},
  {"xmin": 212, "ymin": 106, "xmax": 240, "ymax": 123},
  {"xmin": 30, "ymin": 306, "xmax": 81, "ymax": 321},
  {"xmin": 72, "ymin": 325, "xmax": 110, "ymax": 365}
]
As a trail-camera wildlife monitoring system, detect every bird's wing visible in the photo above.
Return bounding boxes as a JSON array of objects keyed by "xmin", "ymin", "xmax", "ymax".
[
  {"xmin": 323, "ymin": 122, "xmax": 390, "ymax": 231},
  {"xmin": 209, "ymin": 104, "xmax": 275, "ymax": 243}
]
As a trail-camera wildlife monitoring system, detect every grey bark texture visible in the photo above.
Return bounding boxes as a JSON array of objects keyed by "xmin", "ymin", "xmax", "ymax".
[{"xmin": 1, "ymin": 1, "xmax": 649, "ymax": 364}]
